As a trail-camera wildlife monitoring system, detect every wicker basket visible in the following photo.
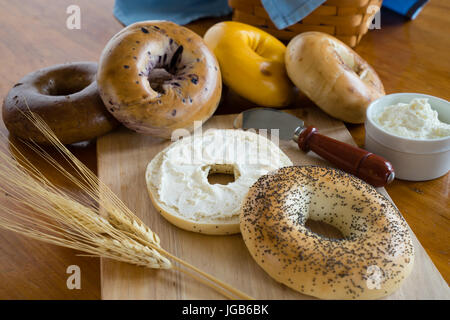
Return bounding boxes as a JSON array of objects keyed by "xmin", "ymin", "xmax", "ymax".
[{"xmin": 228, "ymin": 0, "xmax": 383, "ymax": 47}]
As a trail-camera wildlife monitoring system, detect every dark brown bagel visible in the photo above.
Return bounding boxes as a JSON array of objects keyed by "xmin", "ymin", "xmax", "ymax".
[
  {"xmin": 97, "ymin": 21, "xmax": 222, "ymax": 139},
  {"xmin": 2, "ymin": 62, "xmax": 118, "ymax": 144}
]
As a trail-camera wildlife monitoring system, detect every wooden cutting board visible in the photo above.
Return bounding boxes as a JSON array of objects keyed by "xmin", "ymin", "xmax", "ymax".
[{"xmin": 98, "ymin": 107, "xmax": 449, "ymax": 299}]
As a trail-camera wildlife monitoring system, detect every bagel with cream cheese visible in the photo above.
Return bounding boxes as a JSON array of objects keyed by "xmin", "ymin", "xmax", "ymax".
[
  {"xmin": 146, "ymin": 129, "xmax": 292, "ymax": 235},
  {"xmin": 285, "ymin": 32, "xmax": 385, "ymax": 123},
  {"xmin": 2, "ymin": 62, "xmax": 118, "ymax": 144},
  {"xmin": 97, "ymin": 21, "xmax": 222, "ymax": 139},
  {"xmin": 240, "ymin": 166, "xmax": 414, "ymax": 299},
  {"xmin": 204, "ymin": 21, "xmax": 294, "ymax": 108}
]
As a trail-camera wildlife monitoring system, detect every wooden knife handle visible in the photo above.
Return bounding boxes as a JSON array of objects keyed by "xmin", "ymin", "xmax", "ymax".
[{"xmin": 297, "ymin": 126, "xmax": 395, "ymax": 187}]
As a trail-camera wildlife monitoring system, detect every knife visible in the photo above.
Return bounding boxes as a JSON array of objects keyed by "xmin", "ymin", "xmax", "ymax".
[{"xmin": 233, "ymin": 108, "xmax": 395, "ymax": 187}]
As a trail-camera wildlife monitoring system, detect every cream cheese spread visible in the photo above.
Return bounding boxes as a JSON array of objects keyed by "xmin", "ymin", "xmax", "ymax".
[
  {"xmin": 146, "ymin": 129, "xmax": 292, "ymax": 222},
  {"xmin": 374, "ymin": 98, "xmax": 450, "ymax": 139}
]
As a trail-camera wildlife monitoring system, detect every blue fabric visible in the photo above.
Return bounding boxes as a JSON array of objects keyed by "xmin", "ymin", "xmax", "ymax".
[
  {"xmin": 114, "ymin": 0, "xmax": 231, "ymax": 26},
  {"xmin": 113, "ymin": 0, "xmax": 429, "ymax": 29},
  {"xmin": 383, "ymin": 0, "xmax": 429, "ymax": 20},
  {"xmin": 261, "ymin": 0, "xmax": 325, "ymax": 29}
]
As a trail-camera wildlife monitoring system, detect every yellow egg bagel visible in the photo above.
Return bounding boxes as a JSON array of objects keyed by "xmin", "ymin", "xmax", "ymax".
[{"xmin": 204, "ymin": 21, "xmax": 294, "ymax": 107}]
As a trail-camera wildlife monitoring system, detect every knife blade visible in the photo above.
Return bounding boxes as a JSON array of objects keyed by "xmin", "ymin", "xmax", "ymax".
[{"xmin": 233, "ymin": 108, "xmax": 303, "ymax": 141}]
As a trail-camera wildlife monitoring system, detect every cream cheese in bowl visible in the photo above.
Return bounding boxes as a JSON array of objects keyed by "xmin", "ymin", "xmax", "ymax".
[
  {"xmin": 365, "ymin": 93, "xmax": 450, "ymax": 181},
  {"xmin": 373, "ymin": 98, "xmax": 450, "ymax": 140}
]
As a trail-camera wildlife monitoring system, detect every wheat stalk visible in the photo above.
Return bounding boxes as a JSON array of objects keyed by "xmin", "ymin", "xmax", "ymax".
[{"xmin": 0, "ymin": 110, "xmax": 253, "ymax": 300}]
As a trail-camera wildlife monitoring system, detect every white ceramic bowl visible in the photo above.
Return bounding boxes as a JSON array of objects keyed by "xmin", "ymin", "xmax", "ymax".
[{"xmin": 365, "ymin": 93, "xmax": 450, "ymax": 181}]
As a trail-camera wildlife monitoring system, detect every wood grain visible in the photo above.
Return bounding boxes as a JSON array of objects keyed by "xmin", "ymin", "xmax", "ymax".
[
  {"xmin": 98, "ymin": 109, "xmax": 448, "ymax": 299},
  {"xmin": 0, "ymin": 0, "xmax": 119, "ymax": 299},
  {"xmin": 0, "ymin": 0, "xmax": 448, "ymax": 299}
]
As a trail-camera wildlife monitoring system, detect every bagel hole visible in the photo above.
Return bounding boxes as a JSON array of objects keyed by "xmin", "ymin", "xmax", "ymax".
[
  {"xmin": 147, "ymin": 44, "xmax": 184, "ymax": 94},
  {"xmin": 330, "ymin": 40, "xmax": 366, "ymax": 77},
  {"xmin": 43, "ymin": 77, "xmax": 92, "ymax": 96},
  {"xmin": 205, "ymin": 164, "xmax": 239, "ymax": 186},
  {"xmin": 305, "ymin": 219, "xmax": 345, "ymax": 240},
  {"xmin": 207, "ymin": 172, "xmax": 235, "ymax": 185},
  {"xmin": 148, "ymin": 68, "xmax": 174, "ymax": 94}
]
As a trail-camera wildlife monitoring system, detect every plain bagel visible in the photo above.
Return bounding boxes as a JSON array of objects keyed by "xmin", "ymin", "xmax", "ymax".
[
  {"xmin": 146, "ymin": 129, "xmax": 292, "ymax": 235},
  {"xmin": 2, "ymin": 62, "xmax": 118, "ymax": 144},
  {"xmin": 97, "ymin": 21, "xmax": 222, "ymax": 139},
  {"xmin": 285, "ymin": 32, "xmax": 385, "ymax": 123},
  {"xmin": 240, "ymin": 166, "xmax": 414, "ymax": 299},
  {"xmin": 204, "ymin": 21, "xmax": 294, "ymax": 107}
]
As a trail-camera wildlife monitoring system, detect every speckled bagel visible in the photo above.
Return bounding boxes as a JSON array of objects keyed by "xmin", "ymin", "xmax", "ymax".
[
  {"xmin": 240, "ymin": 166, "xmax": 415, "ymax": 300},
  {"xmin": 97, "ymin": 21, "xmax": 222, "ymax": 139},
  {"xmin": 2, "ymin": 62, "xmax": 118, "ymax": 144}
]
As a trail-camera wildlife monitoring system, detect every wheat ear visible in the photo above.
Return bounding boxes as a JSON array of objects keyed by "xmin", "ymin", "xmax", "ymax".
[{"xmin": 0, "ymin": 110, "xmax": 253, "ymax": 300}]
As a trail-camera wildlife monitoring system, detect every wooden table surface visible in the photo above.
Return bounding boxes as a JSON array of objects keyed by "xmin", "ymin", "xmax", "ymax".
[{"xmin": 0, "ymin": 0, "xmax": 448, "ymax": 299}]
